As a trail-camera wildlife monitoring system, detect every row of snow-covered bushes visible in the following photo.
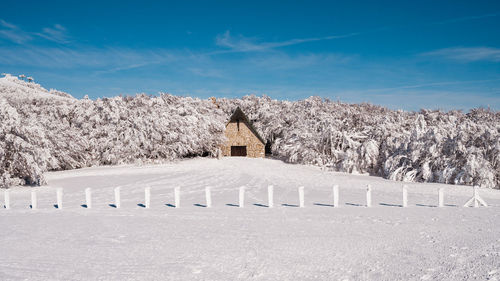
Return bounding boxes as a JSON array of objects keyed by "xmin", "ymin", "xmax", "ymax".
[
  {"xmin": 0, "ymin": 74, "xmax": 499, "ymax": 188},
  {"xmin": 217, "ymin": 96, "xmax": 499, "ymax": 188},
  {"xmin": 0, "ymin": 74, "xmax": 225, "ymax": 187}
]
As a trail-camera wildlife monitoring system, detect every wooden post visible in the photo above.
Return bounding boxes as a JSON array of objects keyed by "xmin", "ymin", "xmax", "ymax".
[
  {"xmin": 174, "ymin": 186, "xmax": 180, "ymax": 208},
  {"xmin": 205, "ymin": 186, "xmax": 212, "ymax": 208},
  {"xmin": 402, "ymin": 185, "xmax": 408, "ymax": 207},
  {"xmin": 438, "ymin": 188, "xmax": 444, "ymax": 207},
  {"xmin": 239, "ymin": 186, "xmax": 245, "ymax": 208},
  {"xmin": 366, "ymin": 184, "xmax": 372, "ymax": 207},
  {"xmin": 114, "ymin": 187, "xmax": 121, "ymax": 208},
  {"xmin": 56, "ymin": 188, "xmax": 63, "ymax": 209},
  {"xmin": 85, "ymin": 188, "xmax": 92, "ymax": 209},
  {"xmin": 268, "ymin": 185, "xmax": 274, "ymax": 208},
  {"xmin": 145, "ymin": 187, "xmax": 151, "ymax": 209},
  {"xmin": 298, "ymin": 186, "xmax": 305, "ymax": 208},
  {"xmin": 333, "ymin": 185, "xmax": 339, "ymax": 208},
  {"xmin": 31, "ymin": 190, "xmax": 37, "ymax": 210},
  {"xmin": 4, "ymin": 189, "xmax": 10, "ymax": 209}
]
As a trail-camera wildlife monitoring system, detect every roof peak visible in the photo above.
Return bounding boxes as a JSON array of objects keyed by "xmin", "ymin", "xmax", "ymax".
[{"xmin": 227, "ymin": 107, "xmax": 265, "ymax": 145}]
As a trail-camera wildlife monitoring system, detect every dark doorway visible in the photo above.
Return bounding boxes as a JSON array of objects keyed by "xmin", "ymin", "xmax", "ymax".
[
  {"xmin": 231, "ymin": 146, "xmax": 247, "ymax": 156},
  {"xmin": 265, "ymin": 140, "xmax": 272, "ymax": 155}
]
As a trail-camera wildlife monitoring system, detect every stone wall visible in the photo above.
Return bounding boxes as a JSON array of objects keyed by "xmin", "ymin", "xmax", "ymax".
[{"xmin": 222, "ymin": 121, "xmax": 265, "ymax": 158}]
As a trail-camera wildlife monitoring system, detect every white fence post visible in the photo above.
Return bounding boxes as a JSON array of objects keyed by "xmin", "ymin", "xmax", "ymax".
[
  {"xmin": 205, "ymin": 186, "xmax": 212, "ymax": 208},
  {"xmin": 464, "ymin": 185, "xmax": 488, "ymax": 208},
  {"xmin": 56, "ymin": 188, "xmax": 63, "ymax": 209},
  {"xmin": 473, "ymin": 186, "xmax": 479, "ymax": 208},
  {"xmin": 298, "ymin": 186, "xmax": 305, "ymax": 208},
  {"xmin": 402, "ymin": 185, "xmax": 408, "ymax": 207},
  {"xmin": 4, "ymin": 190, "xmax": 10, "ymax": 209},
  {"xmin": 85, "ymin": 188, "xmax": 92, "ymax": 209},
  {"xmin": 333, "ymin": 185, "xmax": 339, "ymax": 208},
  {"xmin": 31, "ymin": 190, "xmax": 37, "ymax": 210},
  {"xmin": 114, "ymin": 187, "xmax": 121, "ymax": 208},
  {"xmin": 239, "ymin": 186, "xmax": 245, "ymax": 208},
  {"xmin": 145, "ymin": 187, "xmax": 151, "ymax": 209},
  {"xmin": 174, "ymin": 186, "xmax": 180, "ymax": 208},
  {"xmin": 268, "ymin": 185, "xmax": 274, "ymax": 208},
  {"xmin": 366, "ymin": 184, "xmax": 372, "ymax": 207},
  {"xmin": 438, "ymin": 188, "xmax": 444, "ymax": 207}
]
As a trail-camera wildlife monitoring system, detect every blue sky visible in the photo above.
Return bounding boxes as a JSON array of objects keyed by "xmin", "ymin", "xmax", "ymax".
[{"xmin": 1, "ymin": 0, "xmax": 499, "ymax": 110}]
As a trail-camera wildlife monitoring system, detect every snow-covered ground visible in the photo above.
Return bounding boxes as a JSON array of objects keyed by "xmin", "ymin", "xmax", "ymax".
[{"xmin": 1, "ymin": 158, "xmax": 500, "ymax": 280}]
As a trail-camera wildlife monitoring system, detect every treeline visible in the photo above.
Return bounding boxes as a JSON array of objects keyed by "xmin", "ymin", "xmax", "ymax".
[{"xmin": 0, "ymin": 74, "xmax": 498, "ymax": 188}]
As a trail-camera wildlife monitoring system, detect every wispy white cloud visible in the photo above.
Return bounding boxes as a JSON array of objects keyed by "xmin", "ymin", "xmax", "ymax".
[
  {"xmin": 0, "ymin": 42, "xmax": 353, "ymax": 79},
  {"xmin": 246, "ymin": 52, "xmax": 353, "ymax": 70},
  {"xmin": 422, "ymin": 47, "xmax": 500, "ymax": 62},
  {"xmin": 187, "ymin": 67, "xmax": 224, "ymax": 78},
  {"xmin": 0, "ymin": 19, "xmax": 71, "ymax": 44},
  {"xmin": 0, "ymin": 46, "xmax": 176, "ymax": 71},
  {"xmin": 34, "ymin": 24, "xmax": 70, "ymax": 44},
  {"xmin": 212, "ymin": 12, "xmax": 500, "ymax": 54},
  {"xmin": 0, "ymin": 19, "xmax": 32, "ymax": 43},
  {"xmin": 94, "ymin": 62, "xmax": 160, "ymax": 75},
  {"xmin": 430, "ymin": 13, "xmax": 499, "ymax": 25},
  {"xmin": 214, "ymin": 30, "xmax": 359, "ymax": 53},
  {"xmin": 0, "ymin": 19, "xmax": 17, "ymax": 29},
  {"xmin": 212, "ymin": 11, "xmax": 499, "ymax": 54},
  {"xmin": 356, "ymin": 78, "xmax": 500, "ymax": 93}
]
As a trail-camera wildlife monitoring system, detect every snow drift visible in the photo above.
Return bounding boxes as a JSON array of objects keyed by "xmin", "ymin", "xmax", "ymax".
[{"xmin": 0, "ymin": 74, "xmax": 498, "ymax": 188}]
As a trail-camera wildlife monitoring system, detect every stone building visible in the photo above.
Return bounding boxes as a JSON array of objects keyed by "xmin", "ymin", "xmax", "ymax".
[{"xmin": 222, "ymin": 107, "xmax": 265, "ymax": 157}]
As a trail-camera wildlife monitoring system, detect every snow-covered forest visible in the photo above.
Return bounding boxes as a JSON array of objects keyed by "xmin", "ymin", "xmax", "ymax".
[{"xmin": 0, "ymin": 74, "xmax": 499, "ymax": 188}]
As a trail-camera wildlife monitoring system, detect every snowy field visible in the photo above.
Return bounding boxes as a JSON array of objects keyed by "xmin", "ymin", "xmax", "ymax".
[{"xmin": 1, "ymin": 158, "xmax": 500, "ymax": 280}]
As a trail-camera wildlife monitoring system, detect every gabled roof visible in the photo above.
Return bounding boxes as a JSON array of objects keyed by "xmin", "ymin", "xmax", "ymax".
[{"xmin": 227, "ymin": 107, "xmax": 266, "ymax": 145}]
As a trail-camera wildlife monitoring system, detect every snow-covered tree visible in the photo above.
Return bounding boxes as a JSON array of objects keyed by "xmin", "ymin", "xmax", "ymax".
[{"xmin": 0, "ymin": 74, "xmax": 498, "ymax": 189}]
